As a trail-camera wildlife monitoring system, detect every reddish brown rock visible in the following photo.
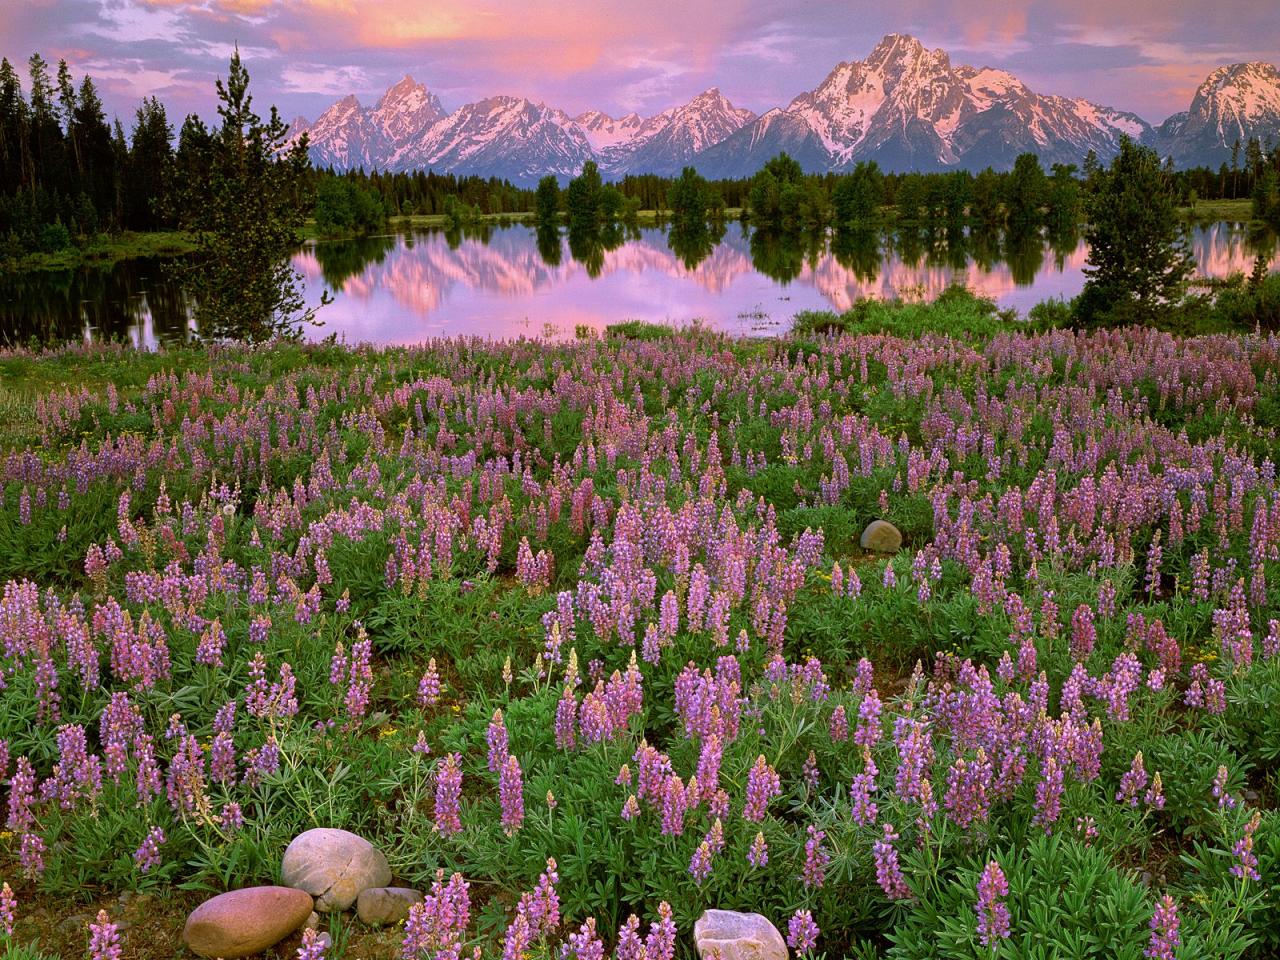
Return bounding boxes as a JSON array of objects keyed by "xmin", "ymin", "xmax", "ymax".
[{"xmin": 183, "ymin": 886, "xmax": 313, "ymax": 959}]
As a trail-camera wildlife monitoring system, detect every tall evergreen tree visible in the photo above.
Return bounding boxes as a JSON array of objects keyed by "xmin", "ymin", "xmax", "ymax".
[
  {"xmin": 1078, "ymin": 137, "xmax": 1192, "ymax": 325},
  {"xmin": 177, "ymin": 49, "xmax": 322, "ymax": 341},
  {"xmin": 126, "ymin": 97, "xmax": 173, "ymax": 230},
  {"xmin": 534, "ymin": 174, "xmax": 559, "ymax": 225}
]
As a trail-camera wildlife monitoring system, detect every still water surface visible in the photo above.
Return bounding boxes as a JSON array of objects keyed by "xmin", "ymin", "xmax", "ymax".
[{"xmin": 2, "ymin": 221, "xmax": 1276, "ymax": 346}]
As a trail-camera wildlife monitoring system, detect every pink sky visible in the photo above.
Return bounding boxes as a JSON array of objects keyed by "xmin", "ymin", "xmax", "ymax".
[{"xmin": 2, "ymin": 0, "xmax": 1277, "ymax": 125}]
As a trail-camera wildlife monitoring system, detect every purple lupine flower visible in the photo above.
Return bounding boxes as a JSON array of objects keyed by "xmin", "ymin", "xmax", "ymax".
[
  {"xmin": 1117, "ymin": 753, "xmax": 1149, "ymax": 807},
  {"xmin": 195, "ymin": 618, "xmax": 226, "ymax": 668},
  {"xmin": 747, "ymin": 831, "xmax": 768, "ymax": 868},
  {"xmin": 499, "ymin": 753, "xmax": 525, "ymax": 835},
  {"xmin": 743, "ymin": 755, "xmax": 781, "ymax": 821},
  {"xmin": 660, "ymin": 775, "xmax": 688, "ymax": 836},
  {"xmin": 0, "ymin": 882, "xmax": 14, "ymax": 937},
  {"xmin": 554, "ymin": 686, "xmax": 577, "ymax": 749},
  {"xmin": 219, "ymin": 802, "xmax": 244, "ymax": 830},
  {"xmin": 854, "ymin": 689, "xmax": 883, "ymax": 751},
  {"xmin": 644, "ymin": 902, "xmax": 676, "ymax": 960},
  {"xmin": 134, "ymin": 826, "xmax": 165, "ymax": 873},
  {"xmin": 487, "ymin": 710, "xmax": 510, "ymax": 772},
  {"xmin": 87, "ymin": 910, "xmax": 121, "ymax": 960},
  {"xmin": 614, "ymin": 915, "xmax": 644, "ymax": 960},
  {"xmin": 435, "ymin": 753, "xmax": 464, "ymax": 836},
  {"xmin": 689, "ymin": 841, "xmax": 714, "ymax": 884},
  {"xmin": 1231, "ymin": 811, "xmax": 1262, "ymax": 881},
  {"xmin": 944, "ymin": 749, "xmax": 993, "ymax": 829},
  {"xmin": 296, "ymin": 927, "xmax": 327, "ymax": 960},
  {"xmin": 873, "ymin": 823, "xmax": 912, "ymax": 901},
  {"xmin": 1033, "ymin": 756, "xmax": 1065, "ymax": 832},
  {"xmin": 561, "ymin": 918, "xmax": 605, "ymax": 960},
  {"xmin": 829, "ymin": 704, "xmax": 849, "ymax": 742},
  {"xmin": 19, "ymin": 832, "xmax": 45, "ymax": 880},
  {"xmin": 802, "ymin": 825, "xmax": 829, "ymax": 888},
  {"xmin": 1213, "ymin": 765, "xmax": 1236, "ymax": 809},
  {"xmin": 851, "ymin": 769, "xmax": 878, "ymax": 826},
  {"xmin": 402, "ymin": 871, "xmax": 470, "ymax": 960},
  {"xmin": 786, "ymin": 910, "xmax": 819, "ymax": 953},
  {"xmin": 417, "ymin": 658, "xmax": 442, "ymax": 707},
  {"xmin": 1145, "ymin": 895, "xmax": 1179, "ymax": 960},
  {"xmin": 1144, "ymin": 773, "xmax": 1166, "ymax": 811},
  {"xmin": 502, "ymin": 913, "xmax": 531, "ymax": 960},
  {"xmin": 976, "ymin": 861, "xmax": 1011, "ymax": 947}
]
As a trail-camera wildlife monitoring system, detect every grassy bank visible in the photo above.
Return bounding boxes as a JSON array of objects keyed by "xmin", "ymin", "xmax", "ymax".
[{"xmin": 2, "ymin": 230, "xmax": 198, "ymax": 274}]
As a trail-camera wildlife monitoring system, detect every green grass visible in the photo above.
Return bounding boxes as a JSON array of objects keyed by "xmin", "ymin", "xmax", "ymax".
[
  {"xmin": 1178, "ymin": 198, "xmax": 1257, "ymax": 222},
  {"xmin": 3, "ymin": 230, "xmax": 197, "ymax": 273}
]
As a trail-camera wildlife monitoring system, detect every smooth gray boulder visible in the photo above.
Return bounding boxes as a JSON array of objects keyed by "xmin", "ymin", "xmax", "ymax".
[
  {"xmin": 281, "ymin": 828, "xmax": 391, "ymax": 912},
  {"xmin": 860, "ymin": 519, "xmax": 902, "ymax": 553},
  {"xmin": 357, "ymin": 886, "xmax": 424, "ymax": 926}
]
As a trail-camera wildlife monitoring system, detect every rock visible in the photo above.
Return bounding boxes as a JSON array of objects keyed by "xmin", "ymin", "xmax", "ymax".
[
  {"xmin": 304, "ymin": 911, "xmax": 321, "ymax": 930},
  {"xmin": 694, "ymin": 910, "xmax": 788, "ymax": 960},
  {"xmin": 281, "ymin": 828, "xmax": 392, "ymax": 912},
  {"xmin": 57, "ymin": 914, "xmax": 94, "ymax": 937},
  {"xmin": 860, "ymin": 519, "xmax": 902, "ymax": 553},
  {"xmin": 183, "ymin": 886, "xmax": 314, "ymax": 959},
  {"xmin": 357, "ymin": 886, "xmax": 424, "ymax": 926}
]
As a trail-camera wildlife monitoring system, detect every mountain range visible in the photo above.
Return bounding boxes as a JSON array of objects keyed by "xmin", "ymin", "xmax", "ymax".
[{"xmin": 287, "ymin": 34, "xmax": 1280, "ymax": 184}]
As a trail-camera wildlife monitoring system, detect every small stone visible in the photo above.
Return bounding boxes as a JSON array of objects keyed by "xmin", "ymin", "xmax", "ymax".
[
  {"xmin": 57, "ymin": 914, "xmax": 93, "ymax": 937},
  {"xmin": 183, "ymin": 886, "xmax": 313, "ymax": 959},
  {"xmin": 305, "ymin": 911, "xmax": 321, "ymax": 930},
  {"xmin": 281, "ymin": 828, "xmax": 392, "ymax": 912},
  {"xmin": 860, "ymin": 519, "xmax": 902, "ymax": 553},
  {"xmin": 694, "ymin": 910, "xmax": 788, "ymax": 960},
  {"xmin": 357, "ymin": 886, "xmax": 424, "ymax": 926}
]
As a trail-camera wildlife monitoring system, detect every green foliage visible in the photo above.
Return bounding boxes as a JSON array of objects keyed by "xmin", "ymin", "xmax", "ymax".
[
  {"xmin": 1077, "ymin": 137, "xmax": 1194, "ymax": 326},
  {"xmin": 312, "ymin": 176, "xmax": 387, "ymax": 237},
  {"xmin": 668, "ymin": 167, "xmax": 709, "ymax": 233},
  {"xmin": 534, "ymin": 175, "xmax": 561, "ymax": 225},
  {"xmin": 832, "ymin": 162, "xmax": 884, "ymax": 229},
  {"xmin": 565, "ymin": 160, "xmax": 603, "ymax": 231}
]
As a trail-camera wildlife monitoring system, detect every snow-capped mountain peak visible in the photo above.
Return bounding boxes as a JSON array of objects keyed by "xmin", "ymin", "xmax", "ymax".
[{"xmin": 288, "ymin": 40, "xmax": 1280, "ymax": 182}]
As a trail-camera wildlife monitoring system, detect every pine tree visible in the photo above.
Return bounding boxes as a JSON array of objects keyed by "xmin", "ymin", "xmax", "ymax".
[
  {"xmin": 534, "ymin": 175, "xmax": 559, "ymax": 225},
  {"xmin": 177, "ymin": 48, "xmax": 324, "ymax": 341},
  {"xmin": 564, "ymin": 160, "xmax": 602, "ymax": 231},
  {"xmin": 1078, "ymin": 137, "xmax": 1192, "ymax": 325},
  {"xmin": 126, "ymin": 97, "xmax": 173, "ymax": 230}
]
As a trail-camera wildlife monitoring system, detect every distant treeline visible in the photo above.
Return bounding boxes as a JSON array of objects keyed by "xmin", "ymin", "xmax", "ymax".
[{"xmin": 314, "ymin": 140, "xmax": 1280, "ymax": 232}]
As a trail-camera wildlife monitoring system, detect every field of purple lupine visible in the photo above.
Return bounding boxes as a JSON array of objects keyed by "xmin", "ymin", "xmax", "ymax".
[{"xmin": 0, "ymin": 306, "xmax": 1276, "ymax": 959}]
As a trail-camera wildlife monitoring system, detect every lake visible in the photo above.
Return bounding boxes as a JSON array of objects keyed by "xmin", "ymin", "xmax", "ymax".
[{"xmin": 2, "ymin": 220, "xmax": 1276, "ymax": 346}]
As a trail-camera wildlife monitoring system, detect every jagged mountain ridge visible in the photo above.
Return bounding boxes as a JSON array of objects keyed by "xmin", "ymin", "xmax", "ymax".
[
  {"xmin": 1155, "ymin": 61, "xmax": 1280, "ymax": 167},
  {"xmin": 288, "ymin": 36, "xmax": 1280, "ymax": 183}
]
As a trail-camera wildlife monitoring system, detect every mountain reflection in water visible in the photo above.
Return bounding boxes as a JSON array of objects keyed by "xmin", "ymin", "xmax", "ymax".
[{"xmin": 2, "ymin": 221, "xmax": 1276, "ymax": 346}]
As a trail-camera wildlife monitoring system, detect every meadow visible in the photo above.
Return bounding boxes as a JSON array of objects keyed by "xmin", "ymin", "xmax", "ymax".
[{"xmin": 0, "ymin": 291, "xmax": 1276, "ymax": 959}]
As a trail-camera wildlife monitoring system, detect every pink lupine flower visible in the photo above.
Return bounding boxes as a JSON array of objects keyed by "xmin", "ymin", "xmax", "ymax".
[
  {"xmin": 1231, "ymin": 810, "xmax": 1262, "ymax": 882},
  {"xmin": 296, "ymin": 927, "xmax": 327, "ymax": 960},
  {"xmin": 0, "ymin": 882, "xmax": 14, "ymax": 937},
  {"xmin": 747, "ymin": 831, "xmax": 768, "ymax": 868},
  {"xmin": 1145, "ymin": 895, "xmax": 1179, "ymax": 960},
  {"xmin": 87, "ymin": 910, "xmax": 121, "ymax": 960}
]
